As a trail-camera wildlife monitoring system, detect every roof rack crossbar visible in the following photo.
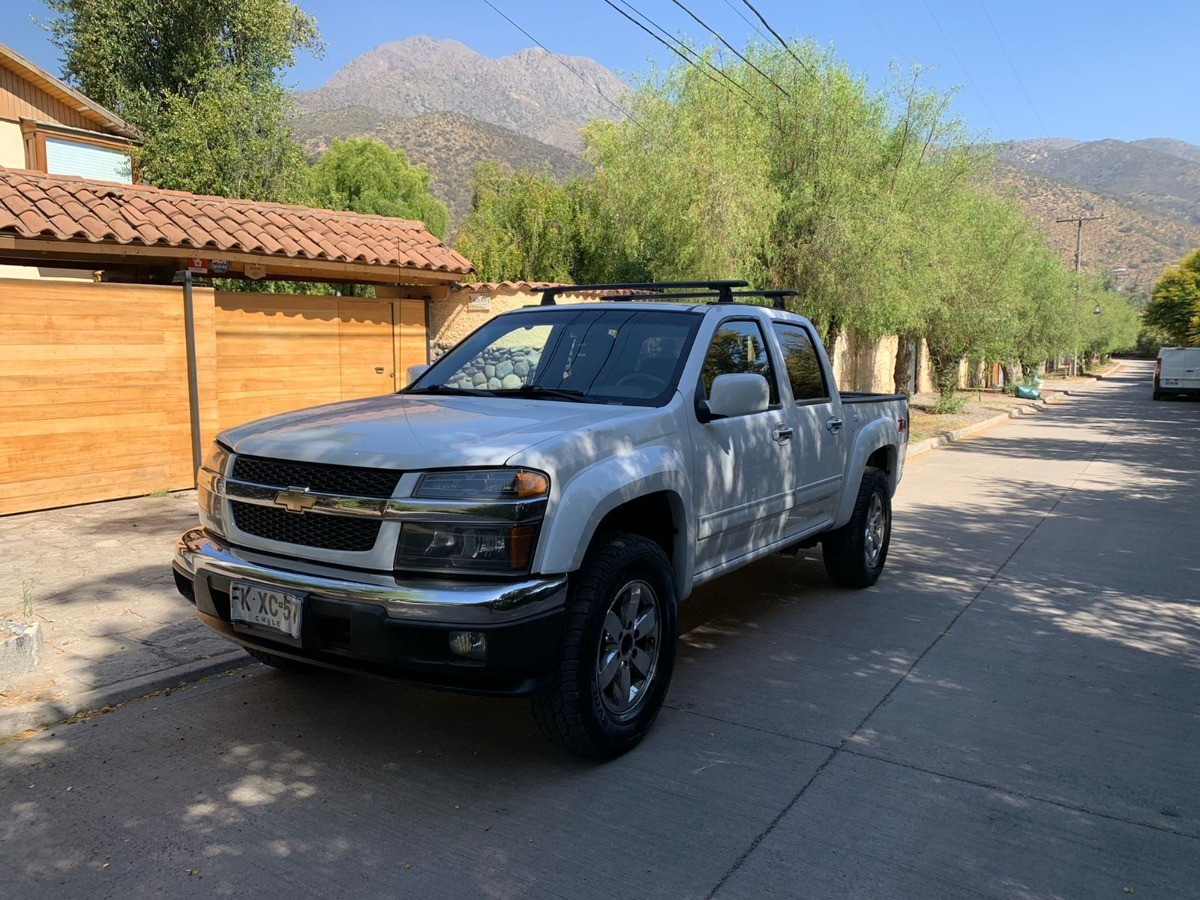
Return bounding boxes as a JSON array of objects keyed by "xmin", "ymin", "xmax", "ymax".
[{"xmin": 535, "ymin": 280, "xmax": 748, "ymax": 305}]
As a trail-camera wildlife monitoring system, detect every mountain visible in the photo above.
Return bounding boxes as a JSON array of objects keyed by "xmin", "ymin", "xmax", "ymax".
[
  {"xmin": 292, "ymin": 107, "xmax": 592, "ymax": 225},
  {"xmin": 992, "ymin": 162, "xmax": 1200, "ymax": 291},
  {"xmin": 1132, "ymin": 138, "xmax": 1200, "ymax": 166},
  {"xmin": 998, "ymin": 138, "xmax": 1200, "ymax": 226},
  {"xmin": 295, "ymin": 36, "xmax": 628, "ymax": 153}
]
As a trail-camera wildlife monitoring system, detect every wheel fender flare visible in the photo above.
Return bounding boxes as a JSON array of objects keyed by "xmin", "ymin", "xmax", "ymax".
[
  {"xmin": 832, "ymin": 420, "xmax": 898, "ymax": 528},
  {"xmin": 530, "ymin": 446, "xmax": 692, "ymax": 595}
]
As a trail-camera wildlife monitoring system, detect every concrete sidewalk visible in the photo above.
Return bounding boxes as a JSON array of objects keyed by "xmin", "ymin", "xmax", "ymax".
[
  {"xmin": 0, "ymin": 492, "xmax": 243, "ymax": 737},
  {"xmin": 0, "ymin": 367, "xmax": 1119, "ymax": 740}
]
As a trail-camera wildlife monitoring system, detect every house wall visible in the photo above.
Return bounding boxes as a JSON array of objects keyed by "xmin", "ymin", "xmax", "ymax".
[
  {"xmin": 0, "ymin": 119, "xmax": 22, "ymax": 167},
  {"xmin": 0, "ymin": 65, "xmax": 97, "ymax": 132},
  {"xmin": 0, "ymin": 280, "xmax": 431, "ymax": 516}
]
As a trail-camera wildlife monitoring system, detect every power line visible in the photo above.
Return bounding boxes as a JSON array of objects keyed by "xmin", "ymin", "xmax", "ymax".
[
  {"xmin": 857, "ymin": 0, "xmax": 903, "ymax": 59},
  {"xmin": 612, "ymin": 0, "xmax": 761, "ymax": 108},
  {"xmin": 667, "ymin": 0, "xmax": 791, "ymax": 97},
  {"xmin": 720, "ymin": 0, "xmax": 768, "ymax": 46},
  {"xmin": 979, "ymin": 1, "xmax": 1049, "ymax": 136},
  {"xmin": 599, "ymin": 0, "xmax": 772, "ymax": 122},
  {"xmin": 739, "ymin": 0, "xmax": 819, "ymax": 81},
  {"xmin": 920, "ymin": 0, "xmax": 1001, "ymax": 132},
  {"xmin": 480, "ymin": 0, "xmax": 647, "ymax": 134}
]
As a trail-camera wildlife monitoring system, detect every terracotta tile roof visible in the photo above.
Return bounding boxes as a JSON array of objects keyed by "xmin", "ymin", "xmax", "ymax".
[{"xmin": 0, "ymin": 168, "xmax": 474, "ymax": 276}]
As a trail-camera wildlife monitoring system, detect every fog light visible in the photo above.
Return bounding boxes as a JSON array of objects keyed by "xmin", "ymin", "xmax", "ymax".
[{"xmin": 448, "ymin": 631, "xmax": 487, "ymax": 661}]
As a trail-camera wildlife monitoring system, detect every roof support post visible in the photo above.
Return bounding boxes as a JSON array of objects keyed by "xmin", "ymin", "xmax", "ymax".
[{"xmin": 173, "ymin": 269, "xmax": 203, "ymax": 485}]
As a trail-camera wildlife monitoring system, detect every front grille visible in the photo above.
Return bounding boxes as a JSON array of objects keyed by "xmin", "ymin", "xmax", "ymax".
[
  {"xmin": 231, "ymin": 455, "xmax": 401, "ymax": 498},
  {"xmin": 231, "ymin": 501, "xmax": 381, "ymax": 551}
]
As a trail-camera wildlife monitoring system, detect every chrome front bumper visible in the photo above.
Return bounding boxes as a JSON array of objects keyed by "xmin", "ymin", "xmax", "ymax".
[{"xmin": 173, "ymin": 529, "xmax": 568, "ymax": 626}]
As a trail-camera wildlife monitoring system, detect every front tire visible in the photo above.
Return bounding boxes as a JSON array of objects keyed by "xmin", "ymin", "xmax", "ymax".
[
  {"xmin": 822, "ymin": 467, "xmax": 892, "ymax": 589},
  {"xmin": 531, "ymin": 533, "xmax": 678, "ymax": 759}
]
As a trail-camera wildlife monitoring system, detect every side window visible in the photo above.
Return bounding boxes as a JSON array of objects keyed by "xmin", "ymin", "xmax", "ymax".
[
  {"xmin": 700, "ymin": 320, "xmax": 779, "ymax": 406},
  {"xmin": 773, "ymin": 323, "xmax": 829, "ymax": 402}
]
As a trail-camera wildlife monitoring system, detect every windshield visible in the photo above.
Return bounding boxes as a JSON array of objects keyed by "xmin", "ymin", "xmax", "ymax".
[{"xmin": 406, "ymin": 308, "xmax": 702, "ymax": 406}]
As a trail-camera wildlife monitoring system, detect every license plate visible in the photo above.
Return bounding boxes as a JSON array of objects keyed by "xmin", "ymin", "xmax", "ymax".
[{"xmin": 230, "ymin": 582, "xmax": 302, "ymax": 640}]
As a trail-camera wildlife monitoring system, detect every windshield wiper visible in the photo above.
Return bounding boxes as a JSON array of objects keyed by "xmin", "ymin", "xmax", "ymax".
[
  {"xmin": 403, "ymin": 384, "xmax": 493, "ymax": 397},
  {"xmin": 492, "ymin": 385, "xmax": 595, "ymax": 403}
]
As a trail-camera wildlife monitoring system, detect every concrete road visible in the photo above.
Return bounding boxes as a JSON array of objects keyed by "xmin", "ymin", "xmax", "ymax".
[{"xmin": 2, "ymin": 362, "xmax": 1197, "ymax": 899}]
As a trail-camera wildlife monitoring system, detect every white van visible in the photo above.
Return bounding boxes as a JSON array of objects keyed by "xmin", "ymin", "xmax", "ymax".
[{"xmin": 1154, "ymin": 347, "xmax": 1200, "ymax": 400}]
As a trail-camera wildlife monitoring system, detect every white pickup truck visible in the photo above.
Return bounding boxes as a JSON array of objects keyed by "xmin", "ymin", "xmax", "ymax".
[{"xmin": 173, "ymin": 281, "xmax": 908, "ymax": 757}]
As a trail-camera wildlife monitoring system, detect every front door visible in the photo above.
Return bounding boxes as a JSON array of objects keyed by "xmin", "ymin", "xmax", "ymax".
[{"xmin": 687, "ymin": 318, "xmax": 797, "ymax": 575}]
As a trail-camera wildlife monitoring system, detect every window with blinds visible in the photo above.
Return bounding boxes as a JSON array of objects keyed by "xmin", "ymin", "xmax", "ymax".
[{"xmin": 44, "ymin": 136, "xmax": 133, "ymax": 183}]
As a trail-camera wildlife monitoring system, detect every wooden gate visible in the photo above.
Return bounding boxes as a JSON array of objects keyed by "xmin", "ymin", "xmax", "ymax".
[
  {"xmin": 0, "ymin": 278, "xmax": 208, "ymax": 514},
  {"xmin": 213, "ymin": 293, "xmax": 427, "ymax": 431}
]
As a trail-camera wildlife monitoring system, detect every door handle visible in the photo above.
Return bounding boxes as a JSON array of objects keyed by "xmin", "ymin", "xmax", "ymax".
[
  {"xmin": 375, "ymin": 366, "xmax": 385, "ymax": 374},
  {"xmin": 826, "ymin": 417, "xmax": 844, "ymax": 434},
  {"xmin": 772, "ymin": 424, "xmax": 794, "ymax": 444}
]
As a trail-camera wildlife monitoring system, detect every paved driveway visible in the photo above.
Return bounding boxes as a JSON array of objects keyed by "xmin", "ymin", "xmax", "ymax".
[{"xmin": 2, "ymin": 361, "xmax": 1197, "ymax": 899}]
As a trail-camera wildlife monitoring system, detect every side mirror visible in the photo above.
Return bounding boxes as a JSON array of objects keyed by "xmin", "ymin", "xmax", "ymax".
[
  {"xmin": 699, "ymin": 373, "xmax": 770, "ymax": 421},
  {"xmin": 406, "ymin": 364, "xmax": 430, "ymax": 385}
]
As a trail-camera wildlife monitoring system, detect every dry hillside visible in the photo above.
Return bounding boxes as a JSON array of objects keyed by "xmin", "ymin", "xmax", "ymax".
[
  {"xmin": 293, "ymin": 108, "xmax": 592, "ymax": 225},
  {"xmin": 993, "ymin": 162, "xmax": 1200, "ymax": 290}
]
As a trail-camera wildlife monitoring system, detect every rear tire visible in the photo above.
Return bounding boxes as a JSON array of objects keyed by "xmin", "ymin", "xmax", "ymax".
[
  {"xmin": 531, "ymin": 533, "xmax": 678, "ymax": 759},
  {"xmin": 822, "ymin": 467, "xmax": 891, "ymax": 589},
  {"xmin": 245, "ymin": 647, "xmax": 320, "ymax": 674}
]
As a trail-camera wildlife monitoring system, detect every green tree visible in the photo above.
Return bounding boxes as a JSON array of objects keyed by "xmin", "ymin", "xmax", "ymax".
[
  {"xmin": 1144, "ymin": 249, "xmax": 1200, "ymax": 346},
  {"xmin": 1078, "ymin": 281, "xmax": 1141, "ymax": 365},
  {"xmin": 310, "ymin": 138, "xmax": 449, "ymax": 240},
  {"xmin": 455, "ymin": 164, "xmax": 578, "ymax": 283},
  {"xmin": 44, "ymin": 0, "xmax": 321, "ymax": 202}
]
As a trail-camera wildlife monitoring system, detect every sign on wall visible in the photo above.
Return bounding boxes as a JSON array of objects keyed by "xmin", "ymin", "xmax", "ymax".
[{"xmin": 468, "ymin": 293, "xmax": 491, "ymax": 311}]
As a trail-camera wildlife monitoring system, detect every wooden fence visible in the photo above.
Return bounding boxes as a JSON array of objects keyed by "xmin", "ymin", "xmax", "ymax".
[{"xmin": 0, "ymin": 279, "xmax": 426, "ymax": 515}]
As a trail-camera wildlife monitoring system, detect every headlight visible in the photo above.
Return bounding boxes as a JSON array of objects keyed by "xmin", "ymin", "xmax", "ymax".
[
  {"xmin": 395, "ymin": 523, "xmax": 538, "ymax": 574},
  {"xmin": 198, "ymin": 442, "xmax": 232, "ymax": 536},
  {"xmin": 202, "ymin": 441, "xmax": 231, "ymax": 476},
  {"xmin": 414, "ymin": 468, "xmax": 549, "ymax": 501}
]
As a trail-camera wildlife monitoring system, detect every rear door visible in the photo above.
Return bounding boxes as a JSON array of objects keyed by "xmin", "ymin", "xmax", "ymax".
[
  {"xmin": 771, "ymin": 321, "xmax": 846, "ymax": 535},
  {"xmin": 687, "ymin": 317, "xmax": 797, "ymax": 574},
  {"xmin": 1162, "ymin": 348, "xmax": 1200, "ymax": 391}
]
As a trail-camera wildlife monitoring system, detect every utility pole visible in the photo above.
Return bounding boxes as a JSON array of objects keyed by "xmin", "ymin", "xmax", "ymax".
[
  {"xmin": 1056, "ymin": 214, "xmax": 1104, "ymax": 375},
  {"xmin": 1056, "ymin": 213, "xmax": 1105, "ymax": 276}
]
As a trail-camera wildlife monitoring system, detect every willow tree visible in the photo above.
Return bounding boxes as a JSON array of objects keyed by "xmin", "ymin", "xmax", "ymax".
[
  {"xmin": 455, "ymin": 163, "xmax": 579, "ymax": 283},
  {"xmin": 581, "ymin": 44, "xmax": 990, "ymax": 360},
  {"xmin": 311, "ymin": 138, "xmax": 449, "ymax": 239}
]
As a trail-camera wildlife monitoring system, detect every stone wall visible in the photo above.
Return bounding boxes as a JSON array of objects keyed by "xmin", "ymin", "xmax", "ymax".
[
  {"xmin": 444, "ymin": 345, "xmax": 541, "ymax": 391},
  {"xmin": 430, "ymin": 283, "xmax": 593, "ymax": 362}
]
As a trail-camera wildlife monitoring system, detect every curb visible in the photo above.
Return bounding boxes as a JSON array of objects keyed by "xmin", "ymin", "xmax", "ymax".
[
  {"xmin": 0, "ymin": 648, "xmax": 247, "ymax": 740},
  {"xmin": 905, "ymin": 363, "xmax": 1121, "ymax": 459},
  {"xmin": 906, "ymin": 388, "xmax": 1077, "ymax": 460}
]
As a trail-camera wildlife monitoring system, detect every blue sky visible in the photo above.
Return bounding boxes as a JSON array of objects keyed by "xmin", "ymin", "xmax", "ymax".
[{"xmin": 3, "ymin": 0, "xmax": 1196, "ymax": 145}]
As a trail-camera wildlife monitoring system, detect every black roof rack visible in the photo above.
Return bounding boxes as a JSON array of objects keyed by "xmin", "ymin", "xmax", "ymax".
[{"xmin": 534, "ymin": 280, "xmax": 798, "ymax": 309}]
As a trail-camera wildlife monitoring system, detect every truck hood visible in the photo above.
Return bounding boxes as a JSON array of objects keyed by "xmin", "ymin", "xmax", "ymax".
[{"xmin": 220, "ymin": 394, "xmax": 653, "ymax": 472}]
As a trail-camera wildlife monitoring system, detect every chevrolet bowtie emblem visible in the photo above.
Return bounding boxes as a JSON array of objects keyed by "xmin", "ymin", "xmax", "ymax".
[{"xmin": 274, "ymin": 487, "xmax": 317, "ymax": 513}]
